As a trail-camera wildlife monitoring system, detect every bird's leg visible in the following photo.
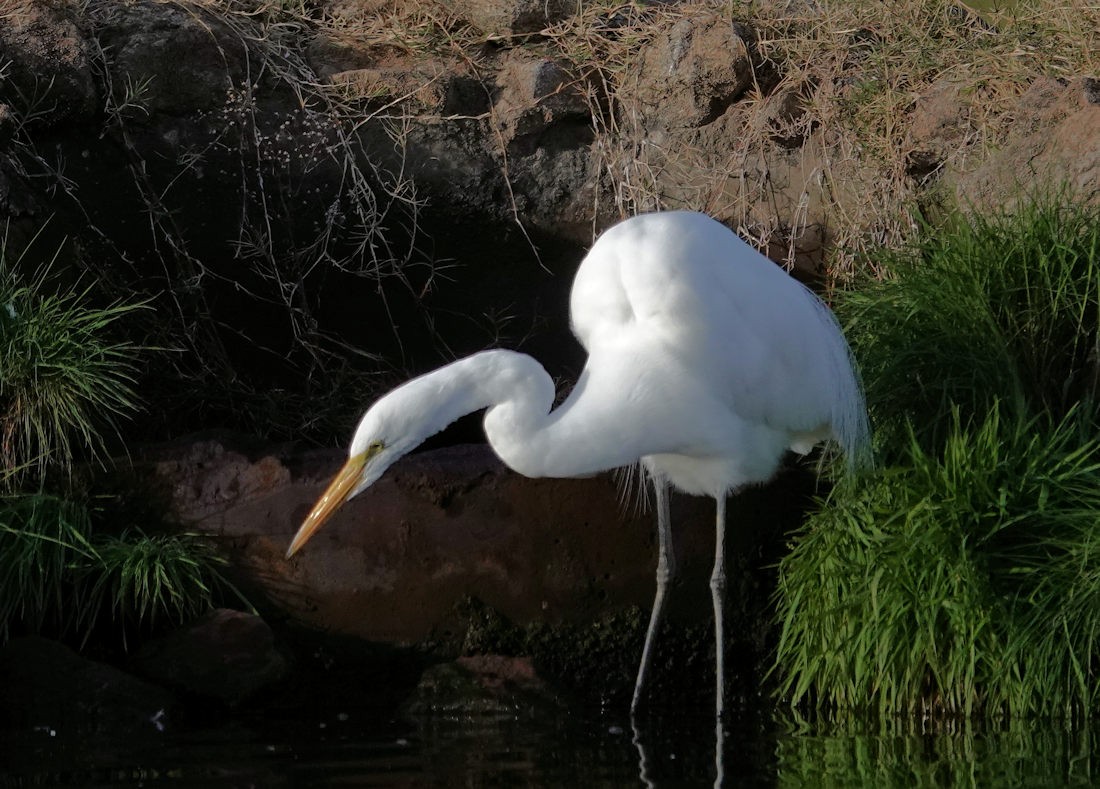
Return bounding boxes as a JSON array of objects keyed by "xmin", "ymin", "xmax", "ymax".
[
  {"xmin": 631, "ymin": 479, "xmax": 675, "ymax": 717},
  {"xmin": 711, "ymin": 493, "xmax": 728, "ymax": 721}
]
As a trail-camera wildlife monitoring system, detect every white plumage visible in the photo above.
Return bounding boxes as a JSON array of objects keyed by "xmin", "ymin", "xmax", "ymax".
[{"xmin": 286, "ymin": 210, "xmax": 870, "ymax": 719}]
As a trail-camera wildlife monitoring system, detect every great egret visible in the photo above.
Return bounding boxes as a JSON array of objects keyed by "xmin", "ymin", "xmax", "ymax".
[{"xmin": 286, "ymin": 210, "xmax": 870, "ymax": 720}]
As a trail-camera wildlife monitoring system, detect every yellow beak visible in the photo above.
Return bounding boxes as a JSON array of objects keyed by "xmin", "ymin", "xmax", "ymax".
[{"xmin": 286, "ymin": 453, "xmax": 367, "ymax": 558}]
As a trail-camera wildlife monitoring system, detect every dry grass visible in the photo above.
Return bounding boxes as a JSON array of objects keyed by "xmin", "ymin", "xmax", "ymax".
[
  {"xmin": 271, "ymin": 0, "xmax": 1097, "ymax": 279},
  {"xmin": 268, "ymin": 0, "xmax": 1097, "ymax": 279},
  {"xmin": 181, "ymin": 0, "xmax": 1100, "ymax": 312},
  {"xmin": 745, "ymin": 0, "xmax": 1099, "ymax": 271}
]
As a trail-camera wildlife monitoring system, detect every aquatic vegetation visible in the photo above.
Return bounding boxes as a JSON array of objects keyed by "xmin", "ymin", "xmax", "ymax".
[
  {"xmin": 80, "ymin": 529, "xmax": 246, "ymax": 649},
  {"xmin": 775, "ymin": 198, "xmax": 1100, "ymax": 718},
  {"xmin": 0, "ymin": 492, "xmax": 244, "ymax": 648}
]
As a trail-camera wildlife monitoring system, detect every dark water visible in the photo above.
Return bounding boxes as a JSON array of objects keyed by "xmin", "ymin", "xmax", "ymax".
[{"xmin": 3, "ymin": 705, "xmax": 1099, "ymax": 787}]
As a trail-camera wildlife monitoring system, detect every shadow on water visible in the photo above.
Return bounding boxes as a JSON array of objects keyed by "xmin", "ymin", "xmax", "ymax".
[{"xmin": 4, "ymin": 702, "xmax": 1100, "ymax": 787}]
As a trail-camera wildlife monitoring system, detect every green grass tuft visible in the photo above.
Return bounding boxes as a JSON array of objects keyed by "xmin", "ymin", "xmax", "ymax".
[
  {"xmin": 0, "ymin": 234, "xmax": 145, "ymax": 481},
  {"xmin": 840, "ymin": 197, "xmax": 1100, "ymax": 456},
  {"xmin": 777, "ymin": 407, "xmax": 1100, "ymax": 718},
  {"xmin": 0, "ymin": 492, "xmax": 246, "ymax": 649},
  {"xmin": 80, "ymin": 530, "xmax": 246, "ymax": 648},
  {"xmin": 775, "ymin": 198, "xmax": 1100, "ymax": 719},
  {"xmin": 0, "ymin": 493, "xmax": 98, "ymax": 640}
]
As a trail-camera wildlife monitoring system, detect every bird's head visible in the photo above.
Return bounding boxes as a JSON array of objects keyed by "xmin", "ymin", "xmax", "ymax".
[
  {"xmin": 285, "ymin": 400, "xmax": 413, "ymax": 558},
  {"xmin": 284, "ymin": 353, "xmax": 501, "ymax": 558}
]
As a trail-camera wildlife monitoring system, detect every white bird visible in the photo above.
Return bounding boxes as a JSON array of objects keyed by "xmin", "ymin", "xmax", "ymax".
[{"xmin": 286, "ymin": 210, "xmax": 870, "ymax": 720}]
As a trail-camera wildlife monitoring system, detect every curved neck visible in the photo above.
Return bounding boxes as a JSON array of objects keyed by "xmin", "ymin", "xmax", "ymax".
[{"xmin": 402, "ymin": 350, "xmax": 642, "ymax": 479}]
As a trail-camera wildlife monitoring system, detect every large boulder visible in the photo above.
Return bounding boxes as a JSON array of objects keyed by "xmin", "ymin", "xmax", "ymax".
[{"xmin": 139, "ymin": 435, "xmax": 813, "ymax": 646}]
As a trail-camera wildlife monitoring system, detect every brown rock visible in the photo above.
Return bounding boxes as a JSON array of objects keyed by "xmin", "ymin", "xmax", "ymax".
[
  {"xmin": 905, "ymin": 79, "xmax": 972, "ymax": 178},
  {"xmin": 954, "ymin": 77, "xmax": 1100, "ymax": 209},
  {"xmin": 132, "ymin": 609, "xmax": 290, "ymax": 705},
  {"xmin": 333, "ymin": 58, "xmax": 486, "ymax": 115},
  {"xmin": 137, "ymin": 435, "xmax": 812, "ymax": 646},
  {"xmin": 153, "ymin": 439, "xmax": 292, "ymax": 523},
  {"xmin": 436, "ymin": 0, "xmax": 579, "ymax": 37},
  {"xmin": 622, "ymin": 12, "xmax": 755, "ymax": 133},
  {"xmin": 493, "ymin": 52, "xmax": 590, "ymax": 150},
  {"xmin": 0, "ymin": 0, "xmax": 98, "ymax": 126},
  {"xmin": 199, "ymin": 441, "xmax": 715, "ymax": 643}
]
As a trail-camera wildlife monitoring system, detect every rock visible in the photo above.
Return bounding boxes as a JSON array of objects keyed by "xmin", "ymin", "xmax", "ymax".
[
  {"xmin": 332, "ymin": 57, "xmax": 486, "ymax": 115},
  {"xmin": 306, "ymin": 30, "xmax": 385, "ymax": 79},
  {"xmin": 306, "ymin": 26, "xmax": 485, "ymax": 113},
  {"xmin": 1084, "ymin": 77, "xmax": 1100, "ymax": 107},
  {"xmin": 87, "ymin": 0, "xmax": 250, "ymax": 116},
  {"xmin": 153, "ymin": 439, "xmax": 292, "ymax": 523},
  {"xmin": 133, "ymin": 434, "xmax": 813, "ymax": 647},
  {"xmin": 0, "ymin": 636, "xmax": 174, "ymax": 736},
  {"xmin": 338, "ymin": 43, "xmax": 599, "ymax": 237},
  {"xmin": 0, "ymin": 103, "xmax": 15, "ymax": 147},
  {"xmin": 0, "ymin": 0, "xmax": 98, "ymax": 126},
  {"xmin": 493, "ymin": 52, "xmax": 590, "ymax": 152},
  {"xmin": 131, "ymin": 609, "xmax": 290, "ymax": 706},
  {"xmin": 607, "ymin": 10, "xmax": 838, "ymax": 272},
  {"xmin": 436, "ymin": 0, "xmax": 579, "ymax": 37},
  {"xmin": 764, "ymin": 85, "xmax": 814, "ymax": 149},
  {"xmin": 954, "ymin": 77, "xmax": 1100, "ymax": 209},
  {"xmin": 402, "ymin": 654, "xmax": 561, "ymax": 717},
  {"xmin": 905, "ymin": 79, "xmax": 972, "ymax": 178},
  {"xmin": 622, "ymin": 12, "xmax": 756, "ymax": 133}
]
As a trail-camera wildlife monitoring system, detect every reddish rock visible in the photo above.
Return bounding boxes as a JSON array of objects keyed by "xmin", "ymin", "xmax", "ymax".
[
  {"xmin": 140, "ymin": 435, "xmax": 809, "ymax": 646},
  {"xmin": 493, "ymin": 51, "xmax": 590, "ymax": 151},
  {"xmin": 622, "ymin": 12, "xmax": 756, "ymax": 134}
]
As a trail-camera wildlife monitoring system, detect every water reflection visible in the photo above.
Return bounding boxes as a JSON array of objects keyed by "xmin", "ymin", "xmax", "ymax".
[
  {"xmin": 775, "ymin": 716, "xmax": 1100, "ymax": 787},
  {"xmin": 3, "ymin": 706, "xmax": 1099, "ymax": 786}
]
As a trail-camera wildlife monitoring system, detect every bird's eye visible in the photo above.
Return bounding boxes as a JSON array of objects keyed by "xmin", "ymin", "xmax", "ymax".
[{"xmin": 367, "ymin": 439, "xmax": 385, "ymax": 453}]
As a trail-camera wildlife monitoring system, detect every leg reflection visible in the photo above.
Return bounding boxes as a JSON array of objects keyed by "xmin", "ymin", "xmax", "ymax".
[
  {"xmin": 630, "ymin": 715, "xmax": 727, "ymax": 787},
  {"xmin": 714, "ymin": 714, "xmax": 726, "ymax": 788},
  {"xmin": 632, "ymin": 719, "xmax": 656, "ymax": 789}
]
